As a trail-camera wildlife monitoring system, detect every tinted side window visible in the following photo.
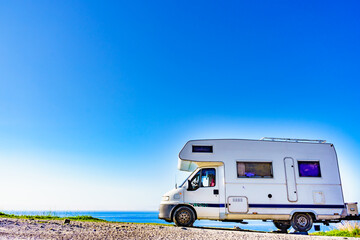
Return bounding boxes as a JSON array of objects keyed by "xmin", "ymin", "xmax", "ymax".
[
  {"xmin": 298, "ymin": 161, "xmax": 321, "ymax": 177},
  {"xmin": 192, "ymin": 145, "xmax": 213, "ymax": 153},
  {"xmin": 237, "ymin": 162, "xmax": 273, "ymax": 178}
]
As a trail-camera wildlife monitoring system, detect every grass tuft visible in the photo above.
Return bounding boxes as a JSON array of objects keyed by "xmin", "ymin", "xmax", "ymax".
[
  {"xmin": 312, "ymin": 221, "xmax": 360, "ymax": 238},
  {"xmin": 0, "ymin": 212, "xmax": 107, "ymax": 222}
]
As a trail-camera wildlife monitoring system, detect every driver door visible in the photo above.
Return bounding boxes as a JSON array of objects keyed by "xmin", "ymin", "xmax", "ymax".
[{"xmin": 184, "ymin": 168, "xmax": 220, "ymax": 219}]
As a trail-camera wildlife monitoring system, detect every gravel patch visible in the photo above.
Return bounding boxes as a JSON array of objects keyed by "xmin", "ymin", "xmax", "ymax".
[{"xmin": 0, "ymin": 218, "xmax": 350, "ymax": 240}]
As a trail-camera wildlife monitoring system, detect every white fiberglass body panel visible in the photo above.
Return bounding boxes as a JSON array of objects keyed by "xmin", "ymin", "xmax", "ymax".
[{"xmin": 178, "ymin": 139, "xmax": 344, "ymax": 220}]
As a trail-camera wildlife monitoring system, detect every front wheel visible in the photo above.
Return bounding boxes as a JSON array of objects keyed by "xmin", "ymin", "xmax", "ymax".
[
  {"xmin": 291, "ymin": 213, "xmax": 313, "ymax": 232},
  {"xmin": 173, "ymin": 206, "xmax": 195, "ymax": 227}
]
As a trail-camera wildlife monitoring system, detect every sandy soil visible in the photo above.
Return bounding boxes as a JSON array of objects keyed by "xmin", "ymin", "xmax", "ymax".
[{"xmin": 0, "ymin": 218, "xmax": 350, "ymax": 240}]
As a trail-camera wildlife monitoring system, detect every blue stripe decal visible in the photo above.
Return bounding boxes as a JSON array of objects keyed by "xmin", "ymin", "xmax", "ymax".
[
  {"xmin": 189, "ymin": 203, "xmax": 345, "ymax": 209},
  {"xmin": 249, "ymin": 204, "xmax": 345, "ymax": 209}
]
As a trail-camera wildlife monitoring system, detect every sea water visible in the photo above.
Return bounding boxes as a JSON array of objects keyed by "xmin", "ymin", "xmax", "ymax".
[{"xmin": 1, "ymin": 211, "xmax": 336, "ymax": 233}]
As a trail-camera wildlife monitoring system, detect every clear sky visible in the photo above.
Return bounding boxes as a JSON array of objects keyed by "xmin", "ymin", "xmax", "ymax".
[{"xmin": 0, "ymin": 0, "xmax": 359, "ymax": 211}]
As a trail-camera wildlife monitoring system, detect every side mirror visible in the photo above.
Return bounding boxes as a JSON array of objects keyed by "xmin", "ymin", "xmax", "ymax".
[{"xmin": 187, "ymin": 180, "xmax": 193, "ymax": 191}]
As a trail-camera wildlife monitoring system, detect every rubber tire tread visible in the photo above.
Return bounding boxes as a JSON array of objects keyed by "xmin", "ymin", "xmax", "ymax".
[
  {"xmin": 173, "ymin": 206, "xmax": 195, "ymax": 227},
  {"xmin": 290, "ymin": 213, "xmax": 313, "ymax": 232}
]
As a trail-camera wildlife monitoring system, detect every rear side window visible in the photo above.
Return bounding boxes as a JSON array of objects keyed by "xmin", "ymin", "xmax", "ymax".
[
  {"xmin": 298, "ymin": 161, "xmax": 321, "ymax": 177},
  {"xmin": 237, "ymin": 162, "xmax": 273, "ymax": 178}
]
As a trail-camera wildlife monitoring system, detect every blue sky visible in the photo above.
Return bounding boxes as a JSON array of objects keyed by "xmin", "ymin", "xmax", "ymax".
[{"xmin": 0, "ymin": 0, "xmax": 359, "ymax": 210}]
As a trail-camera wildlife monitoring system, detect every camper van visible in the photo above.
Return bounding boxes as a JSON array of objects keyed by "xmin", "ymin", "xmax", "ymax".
[{"xmin": 159, "ymin": 138, "xmax": 359, "ymax": 232}]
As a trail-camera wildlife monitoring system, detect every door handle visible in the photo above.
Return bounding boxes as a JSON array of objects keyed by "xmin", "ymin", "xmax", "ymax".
[{"xmin": 213, "ymin": 189, "xmax": 219, "ymax": 195}]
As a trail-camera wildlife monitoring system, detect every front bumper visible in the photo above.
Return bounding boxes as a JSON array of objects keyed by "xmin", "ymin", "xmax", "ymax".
[{"xmin": 158, "ymin": 204, "xmax": 177, "ymax": 221}]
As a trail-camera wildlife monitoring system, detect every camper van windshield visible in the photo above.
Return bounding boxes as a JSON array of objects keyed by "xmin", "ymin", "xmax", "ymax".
[{"xmin": 179, "ymin": 171, "xmax": 195, "ymax": 188}]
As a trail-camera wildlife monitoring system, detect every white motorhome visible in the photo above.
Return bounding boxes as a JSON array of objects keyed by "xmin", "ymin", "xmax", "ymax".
[{"xmin": 159, "ymin": 138, "xmax": 359, "ymax": 232}]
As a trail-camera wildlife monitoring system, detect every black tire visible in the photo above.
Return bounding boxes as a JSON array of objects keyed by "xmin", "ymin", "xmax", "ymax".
[
  {"xmin": 273, "ymin": 221, "xmax": 291, "ymax": 232},
  {"xmin": 290, "ymin": 213, "xmax": 313, "ymax": 232},
  {"xmin": 173, "ymin": 206, "xmax": 195, "ymax": 227}
]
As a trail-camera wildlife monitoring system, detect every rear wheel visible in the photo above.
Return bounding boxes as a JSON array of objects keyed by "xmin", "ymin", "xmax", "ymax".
[
  {"xmin": 291, "ymin": 213, "xmax": 313, "ymax": 232},
  {"xmin": 173, "ymin": 206, "xmax": 195, "ymax": 227},
  {"xmin": 273, "ymin": 221, "xmax": 291, "ymax": 232}
]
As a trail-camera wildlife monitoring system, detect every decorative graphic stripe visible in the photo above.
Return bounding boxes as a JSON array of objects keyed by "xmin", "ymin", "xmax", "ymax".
[
  {"xmin": 249, "ymin": 204, "xmax": 345, "ymax": 209},
  {"xmin": 189, "ymin": 203, "xmax": 225, "ymax": 208}
]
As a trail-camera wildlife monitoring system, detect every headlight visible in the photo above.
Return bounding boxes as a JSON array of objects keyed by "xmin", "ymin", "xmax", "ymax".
[{"xmin": 162, "ymin": 196, "xmax": 170, "ymax": 201}]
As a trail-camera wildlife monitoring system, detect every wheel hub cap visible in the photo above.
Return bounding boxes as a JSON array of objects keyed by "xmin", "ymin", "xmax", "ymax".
[
  {"xmin": 297, "ymin": 216, "xmax": 308, "ymax": 227},
  {"xmin": 178, "ymin": 211, "xmax": 190, "ymax": 224}
]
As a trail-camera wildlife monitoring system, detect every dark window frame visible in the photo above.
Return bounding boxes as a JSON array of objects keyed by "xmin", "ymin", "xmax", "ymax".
[
  {"xmin": 189, "ymin": 168, "xmax": 216, "ymax": 191},
  {"xmin": 200, "ymin": 168, "xmax": 216, "ymax": 188},
  {"xmin": 297, "ymin": 161, "xmax": 322, "ymax": 178},
  {"xmin": 192, "ymin": 145, "xmax": 213, "ymax": 153},
  {"xmin": 236, "ymin": 161, "xmax": 273, "ymax": 178}
]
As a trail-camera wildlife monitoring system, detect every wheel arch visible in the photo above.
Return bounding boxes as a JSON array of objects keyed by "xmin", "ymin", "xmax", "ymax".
[
  {"xmin": 171, "ymin": 204, "xmax": 197, "ymax": 221},
  {"xmin": 290, "ymin": 210, "xmax": 317, "ymax": 221}
]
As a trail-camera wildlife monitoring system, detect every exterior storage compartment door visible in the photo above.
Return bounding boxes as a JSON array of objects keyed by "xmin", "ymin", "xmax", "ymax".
[
  {"xmin": 284, "ymin": 157, "xmax": 298, "ymax": 202},
  {"xmin": 227, "ymin": 196, "xmax": 248, "ymax": 213}
]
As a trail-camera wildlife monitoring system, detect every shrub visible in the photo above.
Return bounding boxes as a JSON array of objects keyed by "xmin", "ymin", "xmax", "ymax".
[{"xmin": 312, "ymin": 221, "xmax": 360, "ymax": 237}]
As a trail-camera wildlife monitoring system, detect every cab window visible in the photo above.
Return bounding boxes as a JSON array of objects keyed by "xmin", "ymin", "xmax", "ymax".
[
  {"xmin": 189, "ymin": 168, "xmax": 216, "ymax": 191},
  {"xmin": 189, "ymin": 171, "xmax": 201, "ymax": 190}
]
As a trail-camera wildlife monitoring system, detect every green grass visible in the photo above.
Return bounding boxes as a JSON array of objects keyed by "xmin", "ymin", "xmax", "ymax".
[
  {"xmin": 0, "ymin": 212, "xmax": 173, "ymax": 226},
  {"xmin": 312, "ymin": 229, "xmax": 360, "ymax": 237},
  {"xmin": 312, "ymin": 221, "xmax": 360, "ymax": 238},
  {"xmin": 0, "ymin": 212, "xmax": 107, "ymax": 222}
]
